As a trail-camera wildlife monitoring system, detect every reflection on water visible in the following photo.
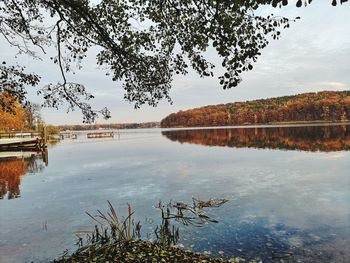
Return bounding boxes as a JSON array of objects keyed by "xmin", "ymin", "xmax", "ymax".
[
  {"xmin": 162, "ymin": 124, "xmax": 350, "ymax": 152},
  {"xmin": 0, "ymin": 150, "xmax": 47, "ymax": 200},
  {"xmin": 0, "ymin": 127, "xmax": 349, "ymax": 262}
]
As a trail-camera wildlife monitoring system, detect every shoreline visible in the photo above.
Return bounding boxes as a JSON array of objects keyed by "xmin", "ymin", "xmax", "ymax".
[{"xmin": 160, "ymin": 121, "xmax": 350, "ymax": 131}]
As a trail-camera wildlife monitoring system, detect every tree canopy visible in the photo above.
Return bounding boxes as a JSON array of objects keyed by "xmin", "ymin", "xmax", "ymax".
[
  {"xmin": 0, "ymin": 92, "xmax": 28, "ymax": 130},
  {"xmin": 0, "ymin": 92, "xmax": 42, "ymax": 130},
  {"xmin": 0, "ymin": 0, "xmax": 348, "ymax": 122}
]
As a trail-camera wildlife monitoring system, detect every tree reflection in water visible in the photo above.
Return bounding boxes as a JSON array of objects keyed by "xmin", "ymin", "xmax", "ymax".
[
  {"xmin": 162, "ymin": 125, "xmax": 350, "ymax": 152},
  {"xmin": 0, "ymin": 150, "xmax": 47, "ymax": 200}
]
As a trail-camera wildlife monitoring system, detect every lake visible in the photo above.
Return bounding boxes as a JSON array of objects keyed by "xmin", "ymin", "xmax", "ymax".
[{"xmin": 0, "ymin": 124, "xmax": 349, "ymax": 262}]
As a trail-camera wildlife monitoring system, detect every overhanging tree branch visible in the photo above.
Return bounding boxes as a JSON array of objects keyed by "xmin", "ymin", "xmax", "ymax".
[{"xmin": 0, "ymin": 0, "xmax": 347, "ymax": 122}]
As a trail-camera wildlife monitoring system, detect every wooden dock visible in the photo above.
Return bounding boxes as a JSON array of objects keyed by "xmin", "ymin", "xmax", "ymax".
[
  {"xmin": 87, "ymin": 131, "xmax": 114, "ymax": 138},
  {"xmin": 0, "ymin": 138, "xmax": 45, "ymax": 151},
  {"xmin": 0, "ymin": 130, "xmax": 46, "ymax": 151},
  {"xmin": 60, "ymin": 131, "xmax": 77, "ymax": 139}
]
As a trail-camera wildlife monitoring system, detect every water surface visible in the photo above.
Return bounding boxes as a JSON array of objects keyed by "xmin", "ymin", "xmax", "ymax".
[{"xmin": 0, "ymin": 125, "xmax": 349, "ymax": 262}]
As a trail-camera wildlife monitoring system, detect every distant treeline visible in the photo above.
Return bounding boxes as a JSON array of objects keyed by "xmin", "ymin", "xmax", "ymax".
[
  {"xmin": 161, "ymin": 91, "xmax": 350, "ymax": 128},
  {"xmin": 58, "ymin": 122, "xmax": 160, "ymax": 131}
]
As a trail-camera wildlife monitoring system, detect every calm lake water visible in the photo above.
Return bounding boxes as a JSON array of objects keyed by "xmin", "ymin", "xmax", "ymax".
[{"xmin": 0, "ymin": 124, "xmax": 349, "ymax": 262}]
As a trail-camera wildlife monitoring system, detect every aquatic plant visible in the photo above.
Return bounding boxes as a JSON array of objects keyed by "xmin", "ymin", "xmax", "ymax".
[
  {"xmin": 154, "ymin": 197, "xmax": 229, "ymax": 245},
  {"xmin": 85, "ymin": 201, "xmax": 141, "ymax": 243},
  {"xmin": 53, "ymin": 198, "xmax": 241, "ymax": 263}
]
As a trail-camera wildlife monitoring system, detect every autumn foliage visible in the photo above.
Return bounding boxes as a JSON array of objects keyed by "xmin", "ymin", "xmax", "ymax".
[
  {"xmin": 161, "ymin": 91, "xmax": 350, "ymax": 127},
  {"xmin": 0, "ymin": 93, "xmax": 27, "ymax": 130},
  {"xmin": 162, "ymin": 125, "xmax": 350, "ymax": 152}
]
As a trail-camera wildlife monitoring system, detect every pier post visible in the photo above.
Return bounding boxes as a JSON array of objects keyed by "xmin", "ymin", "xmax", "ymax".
[{"xmin": 43, "ymin": 126, "xmax": 47, "ymax": 148}]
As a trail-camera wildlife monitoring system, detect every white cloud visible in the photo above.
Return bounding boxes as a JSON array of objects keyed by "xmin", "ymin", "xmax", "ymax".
[
  {"xmin": 287, "ymin": 81, "xmax": 348, "ymax": 92},
  {"xmin": 318, "ymin": 82, "xmax": 347, "ymax": 88}
]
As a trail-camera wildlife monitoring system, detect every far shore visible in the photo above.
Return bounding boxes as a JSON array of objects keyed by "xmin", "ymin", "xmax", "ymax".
[
  {"xmin": 160, "ymin": 120, "xmax": 350, "ymax": 130},
  {"xmin": 49, "ymin": 120, "xmax": 350, "ymax": 132}
]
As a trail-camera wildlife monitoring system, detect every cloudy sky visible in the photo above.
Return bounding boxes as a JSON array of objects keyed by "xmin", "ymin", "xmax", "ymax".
[{"xmin": 1, "ymin": 1, "xmax": 350, "ymax": 125}]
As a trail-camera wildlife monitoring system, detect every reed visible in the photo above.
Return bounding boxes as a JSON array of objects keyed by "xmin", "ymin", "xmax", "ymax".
[{"xmin": 84, "ymin": 201, "xmax": 141, "ymax": 245}]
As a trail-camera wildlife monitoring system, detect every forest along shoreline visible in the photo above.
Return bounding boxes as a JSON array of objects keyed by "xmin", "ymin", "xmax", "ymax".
[{"xmin": 160, "ymin": 90, "xmax": 350, "ymax": 128}]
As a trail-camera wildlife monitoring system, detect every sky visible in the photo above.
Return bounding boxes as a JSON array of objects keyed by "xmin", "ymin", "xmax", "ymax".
[{"xmin": 1, "ymin": 1, "xmax": 350, "ymax": 125}]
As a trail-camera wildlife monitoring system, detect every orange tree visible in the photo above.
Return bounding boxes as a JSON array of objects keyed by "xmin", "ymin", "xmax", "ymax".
[{"xmin": 0, "ymin": 93, "xmax": 27, "ymax": 131}]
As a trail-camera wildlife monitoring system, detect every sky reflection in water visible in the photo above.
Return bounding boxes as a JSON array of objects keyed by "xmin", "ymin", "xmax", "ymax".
[{"xmin": 0, "ymin": 125, "xmax": 349, "ymax": 262}]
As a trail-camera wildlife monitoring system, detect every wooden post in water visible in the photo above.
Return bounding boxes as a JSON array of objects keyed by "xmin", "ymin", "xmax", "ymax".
[
  {"xmin": 43, "ymin": 126, "xmax": 47, "ymax": 148},
  {"xmin": 43, "ymin": 148, "xmax": 49, "ymax": 166}
]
